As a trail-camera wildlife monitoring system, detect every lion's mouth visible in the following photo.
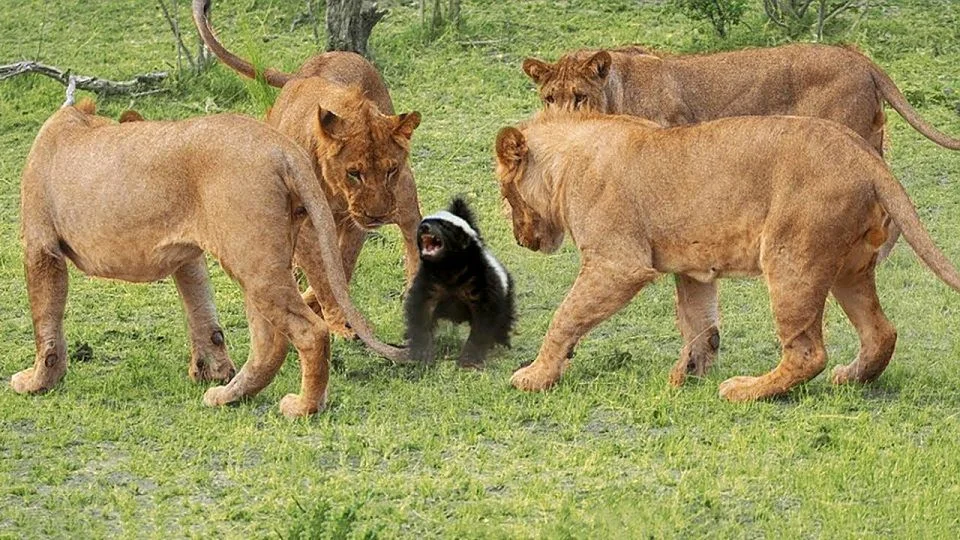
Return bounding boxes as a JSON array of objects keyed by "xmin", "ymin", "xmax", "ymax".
[
  {"xmin": 420, "ymin": 234, "xmax": 443, "ymax": 257},
  {"xmin": 354, "ymin": 213, "xmax": 389, "ymax": 229}
]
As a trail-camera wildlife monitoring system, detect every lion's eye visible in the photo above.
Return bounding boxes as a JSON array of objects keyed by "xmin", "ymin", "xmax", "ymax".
[
  {"xmin": 544, "ymin": 95, "xmax": 555, "ymax": 105},
  {"xmin": 347, "ymin": 170, "xmax": 362, "ymax": 183},
  {"xmin": 574, "ymin": 94, "xmax": 586, "ymax": 107}
]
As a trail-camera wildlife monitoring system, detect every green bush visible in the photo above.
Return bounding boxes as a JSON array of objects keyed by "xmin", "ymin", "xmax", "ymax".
[
  {"xmin": 762, "ymin": 0, "xmax": 868, "ymax": 40},
  {"xmin": 673, "ymin": 0, "xmax": 748, "ymax": 38}
]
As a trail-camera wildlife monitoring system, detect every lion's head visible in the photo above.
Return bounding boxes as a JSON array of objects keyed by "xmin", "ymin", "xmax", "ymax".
[
  {"xmin": 494, "ymin": 126, "xmax": 564, "ymax": 254},
  {"xmin": 522, "ymin": 51, "xmax": 612, "ymax": 113},
  {"xmin": 313, "ymin": 97, "xmax": 421, "ymax": 229}
]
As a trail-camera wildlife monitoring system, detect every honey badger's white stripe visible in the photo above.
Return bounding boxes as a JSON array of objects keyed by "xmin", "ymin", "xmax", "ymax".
[
  {"xmin": 426, "ymin": 211, "xmax": 478, "ymax": 238},
  {"xmin": 483, "ymin": 251, "xmax": 510, "ymax": 294},
  {"xmin": 425, "ymin": 211, "xmax": 510, "ymax": 294}
]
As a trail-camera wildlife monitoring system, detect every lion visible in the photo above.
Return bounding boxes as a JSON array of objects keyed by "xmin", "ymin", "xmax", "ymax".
[
  {"xmin": 193, "ymin": 0, "xmax": 422, "ymax": 340},
  {"xmin": 522, "ymin": 43, "xmax": 960, "ymax": 387},
  {"xmin": 14, "ymin": 99, "xmax": 406, "ymax": 417},
  {"xmin": 522, "ymin": 44, "xmax": 960, "ymax": 154},
  {"xmin": 494, "ymin": 110, "xmax": 960, "ymax": 401}
]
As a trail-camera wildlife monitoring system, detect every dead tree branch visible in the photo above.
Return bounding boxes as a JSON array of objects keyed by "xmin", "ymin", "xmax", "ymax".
[
  {"xmin": 157, "ymin": 0, "xmax": 196, "ymax": 73},
  {"xmin": 0, "ymin": 61, "xmax": 168, "ymax": 96}
]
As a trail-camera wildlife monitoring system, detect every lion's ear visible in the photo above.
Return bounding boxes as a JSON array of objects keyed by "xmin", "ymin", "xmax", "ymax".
[
  {"xmin": 582, "ymin": 51, "xmax": 612, "ymax": 82},
  {"xmin": 522, "ymin": 58, "xmax": 554, "ymax": 84},
  {"xmin": 315, "ymin": 106, "xmax": 343, "ymax": 141},
  {"xmin": 495, "ymin": 127, "xmax": 527, "ymax": 168},
  {"xmin": 118, "ymin": 110, "xmax": 144, "ymax": 123},
  {"xmin": 395, "ymin": 111, "xmax": 421, "ymax": 140},
  {"xmin": 75, "ymin": 98, "xmax": 97, "ymax": 115}
]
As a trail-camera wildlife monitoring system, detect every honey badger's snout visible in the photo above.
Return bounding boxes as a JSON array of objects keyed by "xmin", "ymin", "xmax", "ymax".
[{"xmin": 418, "ymin": 222, "xmax": 445, "ymax": 259}]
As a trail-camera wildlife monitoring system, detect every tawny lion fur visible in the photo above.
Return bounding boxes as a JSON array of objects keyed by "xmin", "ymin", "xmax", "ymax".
[
  {"xmin": 522, "ymin": 43, "xmax": 960, "ymax": 153},
  {"xmin": 15, "ymin": 100, "xmax": 405, "ymax": 417},
  {"xmin": 194, "ymin": 0, "xmax": 422, "ymax": 341},
  {"xmin": 522, "ymin": 43, "xmax": 960, "ymax": 384},
  {"xmin": 495, "ymin": 111, "xmax": 960, "ymax": 400}
]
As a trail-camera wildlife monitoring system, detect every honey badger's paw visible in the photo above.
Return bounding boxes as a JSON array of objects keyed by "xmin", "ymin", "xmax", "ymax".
[
  {"xmin": 279, "ymin": 393, "xmax": 324, "ymax": 418},
  {"xmin": 510, "ymin": 362, "xmax": 562, "ymax": 392}
]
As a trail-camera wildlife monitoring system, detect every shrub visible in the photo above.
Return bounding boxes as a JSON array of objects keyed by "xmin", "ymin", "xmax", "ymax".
[
  {"xmin": 673, "ymin": 0, "xmax": 748, "ymax": 38},
  {"xmin": 762, "ymin": 0, "xmax": 868, "ymax": 41}
]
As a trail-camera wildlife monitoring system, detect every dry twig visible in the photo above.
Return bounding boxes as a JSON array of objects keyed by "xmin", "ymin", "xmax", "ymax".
[{"xmin": 0, "ymin": 60, "xmax": 168, "ymax": 95}]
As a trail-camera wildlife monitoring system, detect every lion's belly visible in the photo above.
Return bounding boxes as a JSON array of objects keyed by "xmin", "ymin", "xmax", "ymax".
[
  {"xmin": 49, "ymin": 188, "xmax": 202, "ymax": 281},
  {"xmin": 653, "ymin": 234, "xmax": 762, "ymax": 282},
  {"xmin": 57, "ymin": 227, "xmax": 202, "ymax": 283}
]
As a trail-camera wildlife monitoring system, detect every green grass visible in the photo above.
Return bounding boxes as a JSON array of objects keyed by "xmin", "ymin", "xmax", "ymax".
[{"xmin": 2, "ymin": 0, "xmax": 960, "ymax": 537}]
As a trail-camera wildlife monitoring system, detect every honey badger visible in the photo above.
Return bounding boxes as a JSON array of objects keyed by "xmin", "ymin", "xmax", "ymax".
[{"xmin": 404, "ymin": 198, "xmax": 515, "ymax": 367}]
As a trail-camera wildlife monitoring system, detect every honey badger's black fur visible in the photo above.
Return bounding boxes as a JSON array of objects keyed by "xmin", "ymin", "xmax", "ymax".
[{"xmin": 404, "ymin": 197, "xmax": 515, "ymax": 367}]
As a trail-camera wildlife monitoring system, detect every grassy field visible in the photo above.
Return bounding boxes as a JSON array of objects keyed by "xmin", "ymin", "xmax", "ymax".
[{"xmin": 2, "ymin": 0, "xmax": 960, "ymax": 536}]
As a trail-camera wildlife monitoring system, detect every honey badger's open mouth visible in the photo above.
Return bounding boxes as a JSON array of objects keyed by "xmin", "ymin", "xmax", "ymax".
[{"xmin": 420, "ymin": 233, "xmax": 443, "ymax": 257}]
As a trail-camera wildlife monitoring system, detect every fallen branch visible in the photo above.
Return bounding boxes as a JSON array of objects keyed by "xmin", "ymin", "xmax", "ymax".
[
  {"xmin": 63, "ymin": 75, "xmax": 77, "ymax": 106},
  {"xmin": 0, "ymin": 60, "xmax": 168, "ymax": 96}
]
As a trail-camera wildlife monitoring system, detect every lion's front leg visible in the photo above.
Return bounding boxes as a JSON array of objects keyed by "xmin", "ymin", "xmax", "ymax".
[
  {"xmin": 295, "ymin": 220, "xmax": 364, "ymax": 340},
  {"xmin": 669, "ymin": 274, "xmax": 720, "ymax": 386},
  {"xmin": 394, "ymin": 184, "xmax": 423, "ymax": 291},
  {"xmin": 511, "ymin": 257, "xmax": 657, "ymax": 392},
  {"xmin": 173, "ymin": 257, "xmax": 235, "ymax": 383}
]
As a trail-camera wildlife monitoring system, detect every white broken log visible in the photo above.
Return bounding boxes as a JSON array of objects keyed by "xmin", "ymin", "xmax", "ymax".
[{"xmin": 0, "ymin": 60, "xmax": 168, "ymax": 96}]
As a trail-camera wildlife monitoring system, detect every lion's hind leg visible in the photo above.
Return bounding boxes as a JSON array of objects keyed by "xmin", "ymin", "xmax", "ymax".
[
  {"xmin": 830, "ymin": 263, "xmax": 897, "ymax": 385},
  {"xmin": 669, "ymin": 275, "xmax": 720, "ymax": 386},
  {"xmin": 203, "ymin": 293, "xmax": 290, "ymax": 408},
  {"xmin": 204, "ymin": 274, "xmax": 330, "ymax": 418},
  {"xmin": 719, "ymin": 253, "xmax": 835, "ymax": 402},
  {"xmin": 11, "ymin": 247, "xmax": 69, "ymax": 394},
  {"xmin": 173, "ymin": 257, "xmax": 236, "ymax": 383}
]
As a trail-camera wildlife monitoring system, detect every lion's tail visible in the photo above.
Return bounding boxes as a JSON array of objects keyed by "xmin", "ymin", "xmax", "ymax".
[
  {"xmin": 873, "ymin": 167, "xmax": 960, "ymax": 292},
  {"xmin": 860, "ymin": 53, "xmax": 960, "ymax": 150},
  {"xmin": 192, "ymin": 0, "xmax": 293, "ymax": 88},
  {"xmin": 282, "ymin": 149, "xmax": 410, "ymax": 363}
]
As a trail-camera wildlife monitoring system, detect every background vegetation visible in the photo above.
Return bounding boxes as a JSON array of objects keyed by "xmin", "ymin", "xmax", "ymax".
[{"xmin": 1, "ymin": 0, "xmax": 959, "ymax": 537}]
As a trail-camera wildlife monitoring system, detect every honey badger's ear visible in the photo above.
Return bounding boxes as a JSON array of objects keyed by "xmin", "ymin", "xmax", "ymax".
[
  {"xmin": 315, "ymin": 105, "xmax": 343, "ymax": 141},
  {"xmin": 395, "ymin": 111, "xmax": 421, "ymax": 140},
  {"xmin": 582, "ymin": 51, "xmax": 612, "ymax": 82},
  {"xmin": 522, "ymin": 58, "xmax": 554, "ymax": 84},
  {"xmin": 495, "ymin": 127, "xmax": 527, "ymax": 168}
]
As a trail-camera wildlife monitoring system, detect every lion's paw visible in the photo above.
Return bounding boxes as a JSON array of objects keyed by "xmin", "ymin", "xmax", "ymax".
[
  {"xmin": 327, "ymin": 320, "xmax": 358, "ymax": 341},
  {"xmin": 10, "ymin": 367, "xmax": 62, "ymax": 395},
  {"xmin": 668, "ymin": 364, "xmax": 689, "ymax": 387},
  {"xmin": 830, "ymin": 365, "xmax": 854, "ymax": 385},
  {"xmin": 189, "ymin": 356, "xmax": 237, "ymax": 384},
  {"xmin": 718, "ymin": 375, "xmax": 764, "ymax": 402},
  {"xmin": 202, "ymin": 385, "xmax": 237, "ymax": 407},
  {"xmin": 279, "ymin": 393, "xmax": 323, "ymax": 418},
  {"xmin": 510, "ymin": 363, "xmax": 560, "ymax": 392}
]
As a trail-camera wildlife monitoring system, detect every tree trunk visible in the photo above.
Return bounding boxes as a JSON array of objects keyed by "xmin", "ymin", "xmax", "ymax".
[
  {"xmin": 448, "ymin": 0, "xmax": 461, "ymax": 29},
  {"xmin": 325, "ymin": 0, "xmax": 386, "ymax": 57}
]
